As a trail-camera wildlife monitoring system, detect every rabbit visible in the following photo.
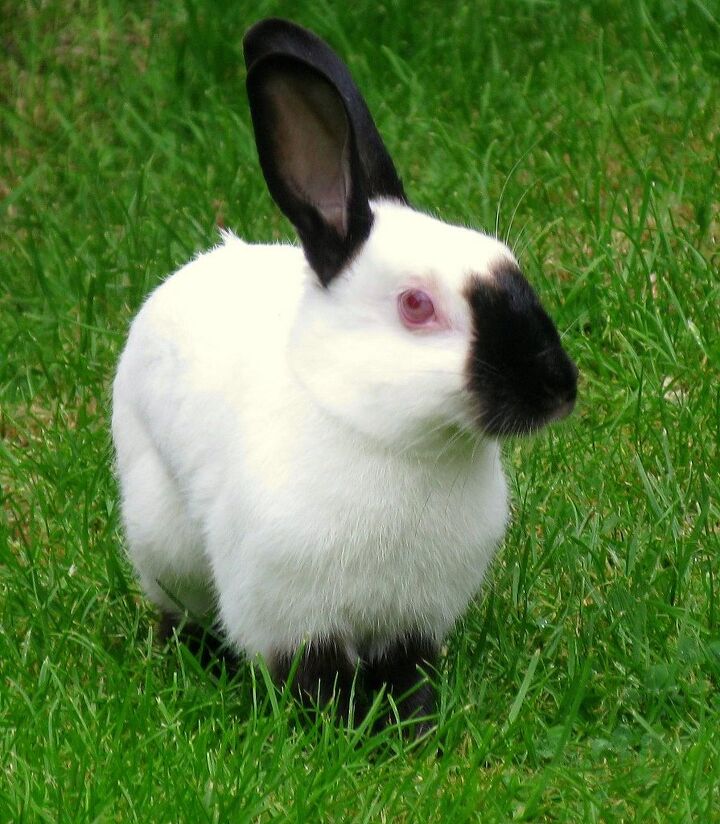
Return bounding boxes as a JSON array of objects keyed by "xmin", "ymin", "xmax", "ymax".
[{"xmin": 111, "ymin": 17, "xmax": 578, "ymax": 729}]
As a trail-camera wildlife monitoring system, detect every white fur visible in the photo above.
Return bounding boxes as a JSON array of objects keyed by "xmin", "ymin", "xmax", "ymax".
[{"xmin": 112, "ymin": 201, "xmax": 513, "ymax": 661}]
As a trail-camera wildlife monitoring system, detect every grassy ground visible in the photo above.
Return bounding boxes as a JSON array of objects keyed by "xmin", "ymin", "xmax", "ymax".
[{"xmin": 2, "ymin": 0, "xmax": 719, "ymax": 820}]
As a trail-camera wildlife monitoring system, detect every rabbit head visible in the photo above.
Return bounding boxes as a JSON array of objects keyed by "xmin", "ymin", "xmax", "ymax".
[{"xmin": 244, "ymin": 19, "xmax": 577, "ymax": 449}]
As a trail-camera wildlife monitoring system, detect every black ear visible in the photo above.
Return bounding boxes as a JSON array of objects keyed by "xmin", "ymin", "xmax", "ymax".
[{"xmin": 243, "ymin": 18, "xmax": 407, "ymax": 286}]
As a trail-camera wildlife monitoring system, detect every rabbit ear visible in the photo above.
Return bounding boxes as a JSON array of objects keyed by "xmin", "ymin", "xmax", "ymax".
[{"xmin": 244, "ymin": 18, "xmax": 407, "ymax": 285}]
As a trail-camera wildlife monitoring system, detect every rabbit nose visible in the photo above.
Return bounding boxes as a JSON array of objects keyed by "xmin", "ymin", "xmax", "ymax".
[{"xmin": 540, "ymin": 349, "xmax": 578, "ymax": 406}]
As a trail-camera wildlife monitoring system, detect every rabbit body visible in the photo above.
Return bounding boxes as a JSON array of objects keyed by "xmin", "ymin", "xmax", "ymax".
[
  {"xmin": 113, "ymin": 203, "xmax": 510, "ymax": 662},
  {"xmin": 113, "ymin": 19, "xmax": 576, "ymax": 720}
]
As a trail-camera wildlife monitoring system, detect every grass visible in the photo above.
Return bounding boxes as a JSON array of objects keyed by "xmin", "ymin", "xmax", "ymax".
[{"xmin": 1, "ymin": 0, "xmax": 719, "ymax": 820}]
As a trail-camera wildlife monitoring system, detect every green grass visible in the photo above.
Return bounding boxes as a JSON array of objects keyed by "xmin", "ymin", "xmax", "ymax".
[{"xmin": 2, "ymin": 0, "xmax": 719, "ymax": 820}]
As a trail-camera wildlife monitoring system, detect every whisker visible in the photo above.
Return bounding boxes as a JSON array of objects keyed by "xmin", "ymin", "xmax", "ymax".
[
  {"xmin": 432, "ymin": 427, "xmax": 470, "ymax": 464},
  {"xmin": 394, "ymin": 417, "xmax": 472, "ymax": 458},
  {"xmin": 510, "ymin": 223, "xmax": 529, "ymax": 259},
  {"xmin": 503, "ymin": 178, "xmax": 540, "ymax": 251},
  {"xmin": 494, "ymin": 132, "xmax": 548, "ymax": 239},
  {"xmin": 444, "ymin": 462, "xmax": 465, "ymax": 519}
]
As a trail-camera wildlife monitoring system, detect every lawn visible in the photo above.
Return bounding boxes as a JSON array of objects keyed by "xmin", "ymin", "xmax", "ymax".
[{"xmin": 1, "ymin": 0, "xmax": 719, "ymax": 820}]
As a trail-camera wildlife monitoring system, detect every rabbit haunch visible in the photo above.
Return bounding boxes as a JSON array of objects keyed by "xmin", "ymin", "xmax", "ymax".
[{"xmin": 112, "ymin": 200, "xmax": 514, "ymax": 659}]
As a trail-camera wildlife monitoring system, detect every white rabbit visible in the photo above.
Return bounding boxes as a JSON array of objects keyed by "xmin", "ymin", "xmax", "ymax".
[{"xmin": 112, "ymin": 18, "xmax": 577, "ymax": 726}]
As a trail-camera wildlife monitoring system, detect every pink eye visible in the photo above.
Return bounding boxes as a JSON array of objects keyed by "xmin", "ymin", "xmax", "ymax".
[{"xmin": 398, "ymin": 288, "xmax": 436, "ymax": 327}]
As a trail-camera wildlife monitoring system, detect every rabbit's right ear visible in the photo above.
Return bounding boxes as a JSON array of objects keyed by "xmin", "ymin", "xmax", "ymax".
[{"xmin": 244, "ymin": 18, "xmax": 407, "ymax": 286}]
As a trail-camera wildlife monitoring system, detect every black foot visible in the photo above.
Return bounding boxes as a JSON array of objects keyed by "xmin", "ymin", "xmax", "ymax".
[
  {"xmin": 158, "ymin": 611, "xmax": 238, "ymax": 677},
  {"xmin": 364, "ymin": 633, "xmax": 438, "ymax": 736},
  {"xmin": 271, "ymin": 637, "xmax": 359, "ymax": 721}
]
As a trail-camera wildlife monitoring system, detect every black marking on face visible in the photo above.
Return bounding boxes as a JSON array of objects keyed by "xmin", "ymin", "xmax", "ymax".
[{"xmin": 465, "ymin": 262, "xmax": 578, "ymax": 437}]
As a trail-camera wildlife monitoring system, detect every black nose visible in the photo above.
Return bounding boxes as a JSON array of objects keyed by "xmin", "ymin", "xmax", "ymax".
[{"xmin": 541, "ymin": 349, "xmax": 578, "ymax": 405}]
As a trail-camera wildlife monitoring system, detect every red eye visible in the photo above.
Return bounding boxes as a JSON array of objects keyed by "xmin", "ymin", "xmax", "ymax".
[{"xmin": 398, "ymin": 288, "xmax": 436, "ymax": 327}]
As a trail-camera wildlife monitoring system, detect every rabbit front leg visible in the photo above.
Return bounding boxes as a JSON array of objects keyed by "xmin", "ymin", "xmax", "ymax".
[
  {"xmin": 365, "ymin": 634, "xmax": 438, "ymax": 735},
  {"xmin": 270, "ymin": 638, "xmax": 359, "ymax": 721}
]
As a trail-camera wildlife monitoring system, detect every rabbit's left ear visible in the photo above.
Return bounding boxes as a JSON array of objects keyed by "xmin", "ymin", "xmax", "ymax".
[{"xmin": 244, "ymin": 18, "xmax": 407, "ymax": 285}]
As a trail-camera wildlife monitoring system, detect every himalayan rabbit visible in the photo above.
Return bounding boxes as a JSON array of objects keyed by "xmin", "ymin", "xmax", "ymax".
[{"xmin": 112, "ymin": 18, "xmax": 578, "ymax": 728}]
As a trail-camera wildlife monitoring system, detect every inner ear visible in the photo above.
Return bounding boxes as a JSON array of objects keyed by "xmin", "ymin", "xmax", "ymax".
[
  {"xmin": 244, "ymin": 19, "xmax": 407, "ymax": 285},
  {"xmin": 264, "ymin": 70, "xmax": 352, "ymax": 237}
]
